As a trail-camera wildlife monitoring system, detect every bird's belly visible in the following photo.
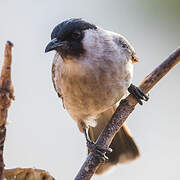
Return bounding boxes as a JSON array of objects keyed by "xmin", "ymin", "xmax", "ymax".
[{"xmin": 62, "ymin": 68, "xmax": 132, "ymax": 119}]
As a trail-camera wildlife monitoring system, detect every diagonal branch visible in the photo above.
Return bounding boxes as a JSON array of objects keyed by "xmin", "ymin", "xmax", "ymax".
[{"xmin": 74, "ymin": 47, "xmax": 180, "ymax": 180}]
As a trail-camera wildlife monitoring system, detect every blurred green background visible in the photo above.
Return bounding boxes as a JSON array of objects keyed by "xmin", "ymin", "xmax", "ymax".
[{"xmin": 0, "ymin": 0, "xmax": 180, "ymax": 179}]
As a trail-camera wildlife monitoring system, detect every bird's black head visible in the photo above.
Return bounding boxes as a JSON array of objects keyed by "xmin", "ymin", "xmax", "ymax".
[{"xmin": 45, "ymin": 18, "xmax": 97, "ymax": 58}]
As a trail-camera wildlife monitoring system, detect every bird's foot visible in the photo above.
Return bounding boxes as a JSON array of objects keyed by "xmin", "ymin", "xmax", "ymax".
[
  {"xmin": 87, "ymin": 140, "xmax": 112, "ymax": 162},
  {"xmin": 128, "ymin": 84, "xmax": 149, "ymax": 105}
]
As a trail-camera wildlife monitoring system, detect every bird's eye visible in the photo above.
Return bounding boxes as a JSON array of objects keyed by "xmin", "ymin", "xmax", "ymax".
[
  {"xmin": 122, "ymin": 43, "xmax": 127, "ymax": 48},
  {"xmin": 71, "ymin": 31, "xmax": 81, "ymax": 40}
]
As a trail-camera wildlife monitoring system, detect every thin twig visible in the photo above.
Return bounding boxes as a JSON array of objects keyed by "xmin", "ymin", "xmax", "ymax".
[
  {"xmin": 75, "ymin": 47, "xmax": 180, "ymax": 180},
  {"xmin": 0, "ymin": 41, "xmax": 14, "ymax": 180}
]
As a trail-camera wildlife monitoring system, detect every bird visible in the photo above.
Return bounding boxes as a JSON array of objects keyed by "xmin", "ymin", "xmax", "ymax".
[{"xmin": 45, "ymin": 18, "xmax": 149, "ymax": 174}]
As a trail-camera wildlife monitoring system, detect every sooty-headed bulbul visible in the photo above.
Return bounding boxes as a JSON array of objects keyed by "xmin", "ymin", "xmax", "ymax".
[{"xmin": 45, "ymin": 18, "xmax": 148, "ymax": 174}]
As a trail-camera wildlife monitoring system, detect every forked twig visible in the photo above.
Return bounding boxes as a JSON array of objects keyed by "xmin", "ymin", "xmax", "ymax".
[{"xmin": 0, "ymin": 42, "xmax": 55, "ymax": 180}]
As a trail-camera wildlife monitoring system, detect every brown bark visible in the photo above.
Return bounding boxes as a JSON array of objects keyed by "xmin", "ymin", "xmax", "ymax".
[
  {"xmin": 0, "ymin": 42, "xmax": 55, "ymax": 180},
  {"xmin": 74, "ymin": 47, "xmax": 180, "ymax": 180},
  {"xmin": 0, "ymin": 41, "xmax": 14, "ymax": 180},
  {"xmin": 4, "ymin": 168, "xmax": 55, "ymax": 180}
]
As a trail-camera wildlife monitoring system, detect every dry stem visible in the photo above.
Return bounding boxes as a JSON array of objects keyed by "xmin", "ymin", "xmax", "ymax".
[
  {"xmin": 0, "ymin": 41, "xmax": 14, "ymax": 180},
  {"xmin": 0, "ymin": 42, "xmax": 55, "ymax": 180}
]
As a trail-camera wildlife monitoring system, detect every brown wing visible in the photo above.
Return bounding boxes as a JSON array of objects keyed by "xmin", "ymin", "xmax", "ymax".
[{"xmin": 52, "ymin": 60, "xmax": 65, "ymax": 108}]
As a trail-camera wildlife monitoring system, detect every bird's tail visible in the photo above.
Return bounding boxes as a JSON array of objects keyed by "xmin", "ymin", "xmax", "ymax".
[{"xmin": 88, "ymin": 105, "xmax": 140, "ymax": 174}]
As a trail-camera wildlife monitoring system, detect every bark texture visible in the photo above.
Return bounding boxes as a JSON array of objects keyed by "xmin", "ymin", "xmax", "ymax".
[
  {"xmin": 0, "ymin": 42, "xmax": 55, "ymax": 180},
  {"xmin": 4, "ymin": 168, "xmax": 55, "ymax": 180},
  {"xmin": 0, "ymin": 41, "xmax": 14, "ymax": 180}
]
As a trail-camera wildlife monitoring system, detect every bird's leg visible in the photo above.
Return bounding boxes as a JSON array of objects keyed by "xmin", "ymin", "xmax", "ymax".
[
  {"xmin": 128, "ymin": 84, "xmax": 149, "ymax": 105},
  {"xmin": 84, "ymin": 128, "xmax": 112, "ymax": 162}
]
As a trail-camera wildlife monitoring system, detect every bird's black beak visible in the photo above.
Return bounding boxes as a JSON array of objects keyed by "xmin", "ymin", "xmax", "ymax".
[{"xmin": 45, "ymin": 38, "xmax": 66, "ymax": 53}]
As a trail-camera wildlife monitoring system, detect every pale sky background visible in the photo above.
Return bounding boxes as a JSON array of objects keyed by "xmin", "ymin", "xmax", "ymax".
[{"xmin": 0, "ymin": 0, "xmax": 180, "ymax": 179}]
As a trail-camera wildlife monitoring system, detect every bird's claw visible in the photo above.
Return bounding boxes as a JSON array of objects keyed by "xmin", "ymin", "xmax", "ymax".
[
  {"xmin": 128, "ymin": 84, "xmax": 149, "ymax": 105},
  {"xmin": 87, "ymin": 140, "xmax": 112, "ymax": 162}
]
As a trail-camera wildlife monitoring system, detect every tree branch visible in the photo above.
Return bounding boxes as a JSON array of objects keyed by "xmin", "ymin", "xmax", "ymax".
[
  {"xmin": 74, "ymin": 47, "xmax": 180, "ymax": 180},
  {"xmin": 4, "ymin": 168, "xmax": 55, "ymax": 180},
  {"xmin": 0, "ymin": 42, "xmax": 55, "ymax": 180},
  {"xmin": 0, "ymin": 41, "xmax": 14, "ymax": 180}
]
